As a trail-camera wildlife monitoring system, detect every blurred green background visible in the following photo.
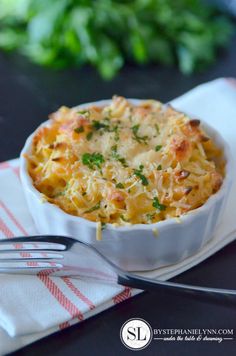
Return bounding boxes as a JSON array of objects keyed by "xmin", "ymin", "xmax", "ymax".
[{"xmin": 0, "ymin": 0, "xmax": 234, "ymax": 79}]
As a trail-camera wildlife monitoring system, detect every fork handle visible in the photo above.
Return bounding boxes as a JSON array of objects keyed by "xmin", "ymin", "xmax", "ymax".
[{"xmin": 119, "ymin": 273, "xmax": 236, "ymax": 303}]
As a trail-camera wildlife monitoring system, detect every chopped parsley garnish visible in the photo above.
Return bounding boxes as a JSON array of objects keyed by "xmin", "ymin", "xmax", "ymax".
[
  {"xmin": 116, "ymin": 182, "xmax": 124, "ymax": 189},
  {"xmin": 82, "ymin": 152, "xmax": 105, "ymax": 170},
  {"xmin": 133, "ymin": 165, "xmax": 149, "ymax": 186},
  {"xmin": 77, "ymin": 110, "xmax": 90, "ymax": 117},
  {"xmin": 131, "ymin": 124, "xmax": 148, "ymax": 144},
  {"xmin": 113, "ymin": 125, "xmax": 119, "ymax": 141},
  {"xmin": 155, "ymin": 145, "xmax": 162, "ymax": 151},
  {"xmin": 84, "ymin": 202, "xmax": 100, "ymax": 213},
  {"xmin": 146, "ymin": 212, "xmax": 156, "ymax": 222},
  {"xmin": 111, "ymin": 144, "xmax": 118, "ymax": 155},
  {"xmin": 152, "ymin": 197, "xmax": 166, "ymax": 211},
  {"xmin": 132, "ymin": 124, "xmax": 139, "ymax": 135},
  {"xmin": 53, "ymin": 191, "xmax": 65, "ymax": 198},
  {"xmin": 111, "ymin": 145, "xmax": 128, "ymax": 167},
  {"xmin": 74, "ymin": 126, "xmax": 84, "ymax": 133},
  {"xmin": 118, "ymin": 157, "xmax": 127, "ymax": 166},
  {"xmin": 77, "ymin": 110, "xmax": 88, "ymax": 114},
  {"xmin": 121, "ymin": 215, "xmax": 129, "ymax": 222},
  {"xmin": 77, "ymin": 110, "xmax": 89, "ymax": 115},
  {"xmin": 157, "ymin": 164, "xmax": 162, "ymax": 170},
  {"xmin": 90, "ymin": 120, "xmax": 120, "ymax": 141},
  {"xmin": 92, "ymin": 120, "xmax": 109, "ymax": 131},
  {"xmin": 155, "ymin": 124, "xmax": 160, "ymax": 134},
  {"xmin": 101, "ymin": 222, "xmax": 107, "ymax": 230},
  {"xmin": 86, "ymin": 132, "xmax": 93, "ymax": 141}
]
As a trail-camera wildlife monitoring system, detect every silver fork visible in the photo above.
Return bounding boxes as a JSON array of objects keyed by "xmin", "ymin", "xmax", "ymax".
[{"xmin": 0, "ymin": 235, "xmax": 236, "ymax": 302}]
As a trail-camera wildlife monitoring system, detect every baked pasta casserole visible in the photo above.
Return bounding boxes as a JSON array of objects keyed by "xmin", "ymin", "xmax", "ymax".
[{"xmin": 26, "ymin": 96, "xmax": 224, "ymax": 226}]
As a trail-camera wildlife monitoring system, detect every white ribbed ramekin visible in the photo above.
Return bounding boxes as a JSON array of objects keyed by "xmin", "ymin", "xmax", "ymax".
[{"xmin": 20, "ymin": 100, "xmax": 233, "ymax": 271}]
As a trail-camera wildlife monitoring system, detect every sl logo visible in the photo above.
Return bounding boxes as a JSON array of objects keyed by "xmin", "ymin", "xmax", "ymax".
[{"xmin": 120, "ymin": 318, "xmax": 153, "ymax": 350}]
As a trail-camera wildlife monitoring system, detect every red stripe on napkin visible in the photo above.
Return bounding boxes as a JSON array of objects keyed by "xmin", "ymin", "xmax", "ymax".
[
  {"xmin": 59, "ymin": 321, "xmax": 70, "ymax": 330},
  {"xmin": 0, "ymin": 201, "xmax": 28, "ymax": 235},
  {"xmin": 0, "ymin": 217, "xmax": 14, "ymax": 238},
  {"xmin": 113, "ymin": 287, "xmax": 132, "ymax": 304},
  {"xmin": 0, "ymin": 162, "xmax": 19, "ymax": 179},
  {"xmin": 12, "ymin": 166, "xmax": 20, "ymax": 178},
  {"xmin": 0, "ymin": 162, "xmax": 10, "ymax": 170},
  {"xmin": 38, "ymin": 272, "xmax": 84, "ymax": 321},
  {"xmin": 62, "ymin": 277, "xmax": 95, "ymax": 310}
]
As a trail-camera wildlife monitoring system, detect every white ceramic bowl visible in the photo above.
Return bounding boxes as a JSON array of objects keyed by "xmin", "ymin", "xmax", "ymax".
[{"xmin": 20, "ymin": 99, "xmax": 233, "ymax": 271}]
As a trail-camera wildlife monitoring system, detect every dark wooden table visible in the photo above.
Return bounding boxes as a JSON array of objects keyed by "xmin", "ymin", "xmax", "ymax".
[{"xmin": 1, "ymin": 39, "xmax": 236, "ymax": 355}]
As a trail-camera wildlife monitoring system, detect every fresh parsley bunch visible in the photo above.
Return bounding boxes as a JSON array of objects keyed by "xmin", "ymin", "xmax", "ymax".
[{"xmin": 0, "ymin": 0, "xmax": 233, "ymax": 79}]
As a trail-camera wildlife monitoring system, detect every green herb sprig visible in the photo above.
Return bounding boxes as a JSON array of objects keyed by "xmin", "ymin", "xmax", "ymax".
[
  {"xmin": 152, "ymin": 197, "xmax": 166, "ymax": 211},
  {"xmin": 116, "ymin": 182, "xmax": 124, "ymax": 189},
  {"xmin": 86, "ymin": 132, "xmax": 93, "ymax": 141},
  {"xmin": 74, "ymin": 126, "xmax": 84, "ymax": 134},
  {"xmin": 92, "ymin": 120, "xmax": 109, "ymax": 131},
  {"xmin": 111, "ymin": 145, "xmax": 128, "ymax": 167},
  {"xmin": 133, "ymin": 165, "xmax": 148, "ymax": 186},
  {"xmin": 84, "ymin": 202, "xmax": 101, "ymax": 213},
  {"xmin": 146, "ymin": 212, "xmax": 156, "ymax": 222},
  {"xmin": 131, "ymin": 125, "xmax": 148, "ymax": 145},
  {"xmin": 77, "ymin": 110, "xmax": 90, "ymax": 117},
  {"xmin": 155, "ymin": 145, "xmax": 162, "ymax": 152},
  {"xmin": 82, "ymin": 152, "xmax": 104, "ymax": 170}
]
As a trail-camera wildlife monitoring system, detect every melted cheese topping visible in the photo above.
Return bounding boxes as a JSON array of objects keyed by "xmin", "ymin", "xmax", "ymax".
[{"xmin": 27, "ymin": 96, "xmax": 224, "ymax": 226}]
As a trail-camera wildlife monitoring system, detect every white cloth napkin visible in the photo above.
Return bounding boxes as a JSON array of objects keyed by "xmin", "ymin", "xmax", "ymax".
[{"xmin": 0, "ymin": 78, "xmax": 236, "ymax": 355}]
